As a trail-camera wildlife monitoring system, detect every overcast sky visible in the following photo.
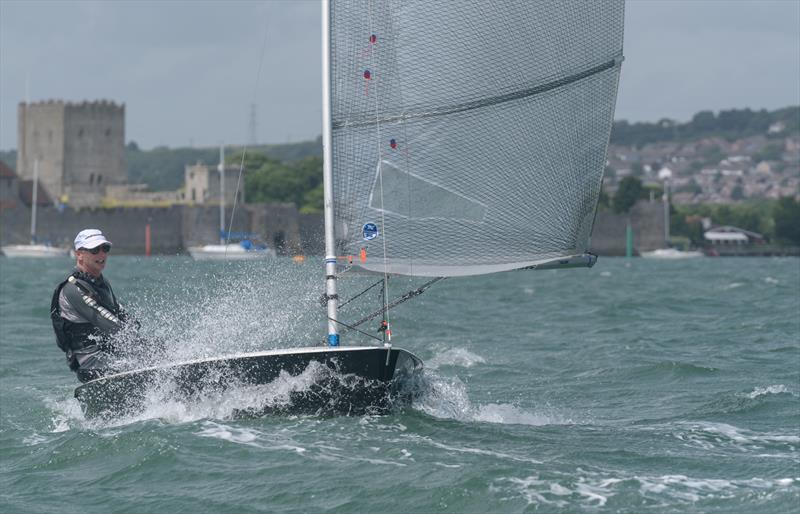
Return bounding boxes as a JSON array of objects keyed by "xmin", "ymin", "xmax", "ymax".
[{"xmin": 1, "ymin": 0, "xmax": 798, "ymax": 151}]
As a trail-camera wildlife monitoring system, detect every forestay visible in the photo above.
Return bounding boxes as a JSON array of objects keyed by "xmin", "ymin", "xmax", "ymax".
[{"xmin": 329, "ymin": 0, "xmax": 624, "ymax": 276}]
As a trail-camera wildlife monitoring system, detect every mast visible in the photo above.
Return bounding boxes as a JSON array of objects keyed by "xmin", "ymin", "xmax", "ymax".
[
  {"xmin": 663, "ymin": 178, "xmax": 670, "ymax": 244},
  {"xmin": 30, "ymin": 158, "xmax": 38, "ymax": 244},
  {"xmin": 219, "ymin": 144, "xmax": 225, "ymax": 245},
  {"xmin": 321, "ymin": 0, "xmax": 339, "ymax": 346}
]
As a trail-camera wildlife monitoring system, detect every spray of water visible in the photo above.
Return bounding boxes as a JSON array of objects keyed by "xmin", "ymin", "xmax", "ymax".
[{"xmin": 108, "ymin": 260, "xmax": 323, "ymax": 369}]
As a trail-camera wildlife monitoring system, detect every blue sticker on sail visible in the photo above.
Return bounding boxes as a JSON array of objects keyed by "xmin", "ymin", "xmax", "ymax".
[{"xmin": 362, "ymin": 222, "xmax": 379, "ymax": 241}]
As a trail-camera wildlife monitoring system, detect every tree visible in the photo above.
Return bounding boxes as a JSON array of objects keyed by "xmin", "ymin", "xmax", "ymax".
[
  {"xmin": 301, "ymin": 184, "xmax": 324, "ymax": 213},
  {"xmin": 671, "ymin": 211, "xmax": 705, "ymax": 245},
  {"xmin": 691, "ymin": 110, "xmax": 717, "ymax": 132},
  {"xmin": 612, "ymin": 176, "xmax": 643, "ymax": 214},
  {"xmin": 753, "ymin": 143, "xmax": 783, "ymax": 163},
  {"xmin": 243, "ymin": 154, "xmax": 323, "ymax": 209},
  {"xmin": 773, "ymin": 197, "xmax": 800, "ymax": 245}
]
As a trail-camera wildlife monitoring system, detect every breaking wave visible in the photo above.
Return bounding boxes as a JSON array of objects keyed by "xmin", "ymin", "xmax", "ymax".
[
  {"xmin": 426, "ymin": 347, "xmax": 486, "ymax": 369},
  {"xmin": 746, "ymin": 384, "xmax": 793, "ymax": 399},
  {"xmin": 493, "ymin": 471, "xmax": 798, "ymax": 509},
  {"xmin": 412, "ymin": 371, "xmax": 575, "ymax": 426}
]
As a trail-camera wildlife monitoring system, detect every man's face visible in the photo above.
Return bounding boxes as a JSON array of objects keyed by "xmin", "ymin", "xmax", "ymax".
[{"xmin": 76, "ymin": 245, "xmax": 110, "ymax": 277}]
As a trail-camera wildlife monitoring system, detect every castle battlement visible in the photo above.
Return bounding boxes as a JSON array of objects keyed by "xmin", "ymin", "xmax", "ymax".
[{"xmin": 19, "ymin": 99, "xmax": 125, "ymax": 112}]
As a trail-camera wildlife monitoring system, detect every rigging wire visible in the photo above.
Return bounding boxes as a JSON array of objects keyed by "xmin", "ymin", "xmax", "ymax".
[
  {"xmin": 337, "ymin": 278, "xmax": 385, "ymax": 310},
  {"xmin": 325, "ymin": 316, "xmax": 383, "ymax": 343},
  {"xmin": 325, "ymin": 275, "xmax": 445, "ymax": 344},
  {"xmin": 341, "ymin": 277, "xmax": 445, "ymax": 337},
  {"xmin": 224, "ymin": 15, "xmax": 272, "ymax": 255}
]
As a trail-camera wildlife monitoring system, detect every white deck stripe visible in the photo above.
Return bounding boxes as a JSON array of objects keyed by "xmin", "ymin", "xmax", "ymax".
[{"xmin": 82, "ymin": 346, "xmax": 419, "ymax": 384}]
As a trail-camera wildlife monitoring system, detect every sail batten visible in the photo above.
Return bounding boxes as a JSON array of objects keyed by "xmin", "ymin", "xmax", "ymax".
[
  {"xmin": 330, "ymin": 0, "xmax": 624, "ymax": 277},
  {"xmin": 333, "ymin": 57, "xmax": 622, "ymax": 130}
]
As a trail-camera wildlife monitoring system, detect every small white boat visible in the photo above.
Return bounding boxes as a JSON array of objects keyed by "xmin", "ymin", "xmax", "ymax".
[
  {"xmin": 187, "ymin": 242, "xmax": 275, "ymax": 261},
  {"xmin": 1, "ymin": 243, "xmax": 69, "ymax": 258},
  {"xmin": 2, "ymin": 159, "xmax": 69, "ymax": 258},
  {"xmin": 641, "ymin": 248, "xmax": 704, "ymax": 259},
  {"xmin": 187, "ymin": 144, "xmax": 276, "ymax": 261}
]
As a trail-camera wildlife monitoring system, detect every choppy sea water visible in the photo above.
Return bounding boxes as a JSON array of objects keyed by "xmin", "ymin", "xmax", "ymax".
[{"xmin": 1, "ymin": 255, "xmax": 798, "ymax": 513}]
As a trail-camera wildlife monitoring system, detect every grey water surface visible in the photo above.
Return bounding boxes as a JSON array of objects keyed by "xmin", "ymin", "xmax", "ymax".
[{"xmin": 1, "ymin": 255, "xmax": 798, "ymax": 513}]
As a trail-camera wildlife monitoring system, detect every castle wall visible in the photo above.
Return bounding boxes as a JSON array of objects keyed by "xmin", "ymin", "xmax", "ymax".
[
  {"xmin": 247, "ymin": 203, "xmax": 303, "ymax": 254},
  {"xmin": 63, "ymin": 101, "xmax": 126, "ymax": 206},
  {"xmin": 1, "ymin": 201, "xmax": 664, "ymax": 257},
  {"xmin": 0, "ymin": 205, "xmax": 183, "ymax": 254},
  {"xmin": 298, "ymin": 213, "xmax": 325, "ymax": 256},
  {"xmin": 181, "ymin": 205, "xmax": 254, "ymax": 247},
  {"xmin": 590, "ymin": 200, "xmax": 666, "ymax": 255},
  {"xmin": 17, "ymin": 101, "xmax": 65, "ymax": 202}
]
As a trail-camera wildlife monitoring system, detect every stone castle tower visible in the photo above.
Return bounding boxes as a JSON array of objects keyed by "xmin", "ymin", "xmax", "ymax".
[{"xmin": 17, "ymin": 100, "xmax": 127, "ymax": 207}]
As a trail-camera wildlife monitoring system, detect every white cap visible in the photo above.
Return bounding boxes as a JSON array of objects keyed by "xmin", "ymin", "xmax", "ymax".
[{"xmin": 74, "ymin": 229, "xmax": 112, "ymax": 250}]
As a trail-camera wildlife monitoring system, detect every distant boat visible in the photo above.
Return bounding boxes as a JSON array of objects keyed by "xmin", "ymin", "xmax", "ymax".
[
  {"xmin": 1, "ymin": 159, "xmax": 68, "ymax": 258},
  {"xmin": 2, "ymin": 244, "xmax": 69, "ymax": 258},
  {"xmin": 188, "ymin": 241, "xmax": 275, "ymax": 261},
  {"xmin": 641, "ymin": 248, "xmax": 704, "ymax": 259},
  {"xmin": 640, "ymin": 169, "xmax": 702, "ymax": 260},
  {"xmin": 186, "ymin": 144, "xmax": 275, "ymax": 261}
]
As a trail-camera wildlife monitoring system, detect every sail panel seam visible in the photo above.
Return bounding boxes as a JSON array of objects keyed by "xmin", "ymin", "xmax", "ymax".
[{"xmin": 333, "ymin": 57, "xmax": 621, "ymax": 129}]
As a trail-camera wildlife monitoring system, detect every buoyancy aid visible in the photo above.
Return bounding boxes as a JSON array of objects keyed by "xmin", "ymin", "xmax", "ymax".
[{"xmin": 50, "ymin": 271, "xmax": 122, "ymax": 370}]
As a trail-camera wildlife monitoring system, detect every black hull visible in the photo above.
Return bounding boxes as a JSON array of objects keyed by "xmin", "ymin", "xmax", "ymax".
[{"xmin": 74, "ymin": 346, "xmax": 423, "ymax": 419}]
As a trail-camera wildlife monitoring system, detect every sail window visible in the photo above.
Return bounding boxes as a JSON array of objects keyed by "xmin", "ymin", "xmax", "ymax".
[{"xmin": 369, "ymin": 160, "xmax": 486, "ymax": 222}]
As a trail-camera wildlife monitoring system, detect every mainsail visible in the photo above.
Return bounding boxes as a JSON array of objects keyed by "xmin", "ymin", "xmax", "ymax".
[{"xmin": 329, "ymin": 0, "xmax": 625, "ymax": 277}]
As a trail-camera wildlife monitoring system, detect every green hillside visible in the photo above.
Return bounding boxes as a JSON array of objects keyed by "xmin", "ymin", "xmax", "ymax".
[
  {"xmin": 611, "ymin": 106, "xmax": 799, "ymax": 147},
  {"xmin": 126, "ymin": 137, "xmax": 321, "ymax": 191}
]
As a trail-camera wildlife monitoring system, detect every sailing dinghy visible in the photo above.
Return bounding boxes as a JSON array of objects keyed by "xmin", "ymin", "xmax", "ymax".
[{"xmin": 75, "ymin": 0, "xmax": 625, "ymax": 418}]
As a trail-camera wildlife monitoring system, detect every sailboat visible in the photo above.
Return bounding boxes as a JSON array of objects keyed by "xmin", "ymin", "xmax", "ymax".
[
  {"xmin": 187, "ymin": 145, "xmax": 276, "ymax": 260},
  {"xmin": 1, "ymin": 159, "xmax": 69, "ymax": 258},
  {"xmin": 641, "ymin": 170, "xmax": 703, "ymax": 259},
  {"xmin": 75, "ymin": 0, "xmax": 625, "ymax": 418}
]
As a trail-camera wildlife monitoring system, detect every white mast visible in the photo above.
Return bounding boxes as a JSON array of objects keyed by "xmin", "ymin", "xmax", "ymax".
[
  {"xmin": 663, "ymin": 179, "xmax": 670, "ymax": 244},
  {"xmin": 30, "ymin": 158, "xmax": 39, "ymax": 244},
  {"xmin": 321, "ymin": 0, "xmax": 339, "ymax": 346},
  {"xmin": 219, "ymin": 144, "xmax": 225, "ymax": 245}
]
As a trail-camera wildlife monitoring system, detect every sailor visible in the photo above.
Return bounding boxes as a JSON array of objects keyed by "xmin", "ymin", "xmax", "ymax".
[{"xmin": 51, "ymin": 229, "xmax": 135, "ymax": 382}]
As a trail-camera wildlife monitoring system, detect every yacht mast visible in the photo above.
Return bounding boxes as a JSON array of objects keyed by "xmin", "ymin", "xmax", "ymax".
[
  {"xmin": 30, "ymin": 158, "xmax": 39, "ymax": 244},
  {"xmin": 321, "ymin": 0, "xmax": 339, "ymax": 346},
  {"xmin": 663, "ymin": 178, "xmax": 670, "ymax": 244},
  {"xmin": 219, "ymin": 144, "xmax": 225, "ymax": 245}
]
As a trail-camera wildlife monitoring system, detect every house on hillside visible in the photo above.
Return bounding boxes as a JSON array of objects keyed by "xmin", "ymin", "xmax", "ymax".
[
  {"xmin": 0, "ymin": 160, "xmax": 51, "ymax": 210},
  {"xmin": 704, "ymin": 226, "xmax": 766, "ymax": 246},
  {"xmin": 0, "ymin": 161, "xmax": 18, "ymax": 209},
  {"xmin": 18, "ymin": 176, "xmax": 53, "ymax": 207}
]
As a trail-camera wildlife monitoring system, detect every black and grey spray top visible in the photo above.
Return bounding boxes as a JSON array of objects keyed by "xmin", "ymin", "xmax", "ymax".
[
  {"xmin": 57, "ymin": 271, "xmax": 123, "ymax": 333},
  {"xmin": 51, "ymin": 270, "xmax": 126, "ymax": 358}
]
